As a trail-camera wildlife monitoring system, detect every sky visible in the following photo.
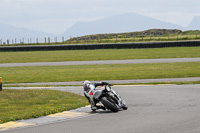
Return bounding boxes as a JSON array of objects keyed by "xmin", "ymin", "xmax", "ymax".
[{"xmin": 0, "ymin": 0, "xmax": 199, "ymax": 35}]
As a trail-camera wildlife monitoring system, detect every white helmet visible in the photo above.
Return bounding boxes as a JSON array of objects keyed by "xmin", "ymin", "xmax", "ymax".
[
  {"xmin": 83, "ymin": 80, "xmax": 91, "ymax": 92},
  {"xmin": 83, "ymin": 80, "xmax": 91, "ymax": 85}
]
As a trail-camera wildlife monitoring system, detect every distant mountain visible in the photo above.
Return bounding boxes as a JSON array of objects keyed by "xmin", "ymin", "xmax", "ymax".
[
  {"xmin": 0, "ymin": 22, "xmax": 55, "ymax": 43},
  {"xmin": 186, "ymin": 16, "xmax": 200, "ymax": 30},
  {"xmin": 61, "ymin": 13, "xmax": 184, "ymax": 38},
  {"xmin": 1, "ymin": 13, "xmax": 200, "ymax": 44}
]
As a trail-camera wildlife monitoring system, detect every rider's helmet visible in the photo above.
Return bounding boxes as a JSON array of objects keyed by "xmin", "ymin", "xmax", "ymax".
[{"xmin": 83, "ymin": 80, "xmax": 91, "ymax": 92}]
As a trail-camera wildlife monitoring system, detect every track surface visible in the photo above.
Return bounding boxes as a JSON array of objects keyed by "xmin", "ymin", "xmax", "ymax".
[
  {"xmin": 6, "ymin": 77, "xmax": 200, "ymax": 86},
  {"xmin": 3, "ymin": 84, "xmax": 200, "ymax": 133},
  {"xmin": 1, "ymin": 58, "xmax": 200, "ymax": 67}
]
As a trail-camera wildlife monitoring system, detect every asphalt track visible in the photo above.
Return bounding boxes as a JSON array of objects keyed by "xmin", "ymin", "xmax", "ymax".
[
  {"xmin": 0, "ymin": 57, "xmax": 200, "ymax": 67},
  {"xmin": 2, "ymin": 84, "xmax": 200, "ymax": 133},
  {"xmin": 1, "ymin": 57, "xmax": 200, "ymax": 132},
  {"xmin": 5, "ymin": 77, "xmax": 200, "ymax": 86}
]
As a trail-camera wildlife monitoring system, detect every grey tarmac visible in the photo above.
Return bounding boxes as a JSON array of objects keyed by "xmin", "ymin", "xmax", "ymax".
[
  {"xmin": 3, "ymin": 84, "xmax": 200, "ymax": 133},
  {"xmin": 0, "ymin": 57, "xmax": 200, "ymax": 67},
  {"xmin": 5, "ymin": 77, "xmax": 200, "ymax": 86}
]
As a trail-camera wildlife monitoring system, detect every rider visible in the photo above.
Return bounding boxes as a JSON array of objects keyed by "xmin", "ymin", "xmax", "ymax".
[{"xmin": 83, "ymin": 80, "xmax": 110, "ymax": 111}]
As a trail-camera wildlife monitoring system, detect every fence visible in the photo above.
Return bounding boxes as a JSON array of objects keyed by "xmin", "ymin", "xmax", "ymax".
[
  {"xmin": 0, "ymin": 36, "xmax": 66, "ymax": 45},
  {"xmin": 0, "ymin": 41, "xmax": 200, "ymax": 52}
]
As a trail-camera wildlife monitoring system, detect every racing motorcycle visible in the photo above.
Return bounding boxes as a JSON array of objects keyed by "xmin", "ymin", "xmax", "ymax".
[{"xmin": 93, "ymin": 84, "xmax": 128, "ymax": 112}]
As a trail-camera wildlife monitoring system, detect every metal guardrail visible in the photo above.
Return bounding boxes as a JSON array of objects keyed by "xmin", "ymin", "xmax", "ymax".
[{"xmin": 0, "ymin": 41, "xmax": 200, "ymax": 51}]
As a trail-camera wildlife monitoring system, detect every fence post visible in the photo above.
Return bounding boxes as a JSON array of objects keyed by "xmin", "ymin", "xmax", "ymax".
[
  {"xmin": 150, "ymin": 32, "xmax": 151, "ymax": 40},
  {"xmin": 99, "ymin": 35, "xmax": 101, "ymax": 43},
  {"xmin": 36, "ymin": 38, "xmax": 39, "ymax": 44},
  {"xmin": 62, "ymin": 37, "xmax": 64, "ymax": 43},
  {"xmin": 55, "ymin": 37, "xmax": 57, "ymax": 43},
  {"xmin": 177, "ymin": 33, "xmax": 179, "ymax": 40},
  {"xmin": 48, "ymin": 37, "xmax": 50, "ymax": 43},
  {"xmin": 0, "ymin": 77, "xmax": 2, "ymax": 91},
  {"xmin": 168, "ymin": 33, "xmax": 170, "ymax": 40},
  {"xmin": 142, "ymin": 34, "xmax": 143, "ymax": 41},
  {"xmin": 195, "ymin": 31, "xmax": 197, "ymax": 39}
]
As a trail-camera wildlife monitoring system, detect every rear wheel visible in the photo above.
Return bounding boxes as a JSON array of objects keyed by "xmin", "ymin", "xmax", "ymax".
[{"xmin": 101, "ymin": 97, "xmax": 119, "ymax": 112}]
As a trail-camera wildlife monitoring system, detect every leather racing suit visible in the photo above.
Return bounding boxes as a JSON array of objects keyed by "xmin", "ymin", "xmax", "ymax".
[{"xmin": 83, "ymin": 81, "xmax": 110, "ymax": 111}]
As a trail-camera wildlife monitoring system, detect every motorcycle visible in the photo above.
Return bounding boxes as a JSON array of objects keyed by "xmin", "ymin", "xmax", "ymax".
[{"xmin": 92, "ymin": 84, "xmax": 128, "ymax": 112}]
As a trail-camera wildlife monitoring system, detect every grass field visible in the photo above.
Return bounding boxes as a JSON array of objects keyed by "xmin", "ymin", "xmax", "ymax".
[
  {"xmin": 67, "ymin": 35, "xmax": 200, "ymax": 44},
  {"xmin": 0, "ymin": 47, "xmax": 200, "ymax": 63},
  {"xmin": 1, "ymin": 45, "xmax": 200, "ymax": 124},
  {"xmin": 0, "ymin": 89, "xmax": 88, "ymax": 124},
  {"xmin": 1, "ymin": 62, "xmax": 200, "ymax": 84},
  {"xmin": 0, "ymin": 30, "xmax": 200, "ymax": 46},
  {"xmin": 66, "ymin": 30, "xmax": 200, "ymax": 44}
]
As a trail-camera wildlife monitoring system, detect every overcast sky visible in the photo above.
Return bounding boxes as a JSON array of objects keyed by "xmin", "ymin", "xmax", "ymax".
[{"xmin": 0, "ymin": 0, "xmax": 199, "ymax": 34}]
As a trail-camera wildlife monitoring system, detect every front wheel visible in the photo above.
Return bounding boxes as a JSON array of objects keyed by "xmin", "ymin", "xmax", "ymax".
[
  {"xmin": 121, "ymin": 100, "xmax": 128, "ymax": 110},
  {"xmin": 101, "ymin": 97, "xmax": 119, "ymax": 112},
  {"xmin": 122, "ymin": 104, "xmax": 128, "ymax": 110}
]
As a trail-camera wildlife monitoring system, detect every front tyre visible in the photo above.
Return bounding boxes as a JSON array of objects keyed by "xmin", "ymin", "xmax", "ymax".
[
  {"xmin": 121, "ymin": 100, "xmax": 128, "ymax": 110},
  {"xmin": 101, "ymin": 97, "xmax": 119, "ymax": 112},
  {"xmin": 122, "ymin": 104, "xmax": 128, "ymax": 110}
]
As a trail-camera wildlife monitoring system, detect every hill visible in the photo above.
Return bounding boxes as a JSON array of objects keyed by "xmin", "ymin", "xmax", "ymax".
[
  {"xmin": 68, "ymin": 29, "xmax": 183, "ymax": 41},
  {"xmin": 187, "ymin": 16, "xmax": 200, "ymax": 30},
  {"xmin": 62, "ymin": 13, "xmax": 184, "ymax": 38},
  {"xmin": 0, "ymin": 22, "xmax": 55, "ymax": 43}
]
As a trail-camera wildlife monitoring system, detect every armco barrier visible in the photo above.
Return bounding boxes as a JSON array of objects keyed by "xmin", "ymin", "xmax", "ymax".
[{"xmin": 0, "ymin": 41, "xmax": 200, "ymax": 51}]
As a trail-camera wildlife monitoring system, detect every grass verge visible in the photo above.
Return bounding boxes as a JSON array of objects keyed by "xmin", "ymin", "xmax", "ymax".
[
  {"xmin": 1, "ymin": 62, "xmax": 200, "ymax": 84},
  {"xmin": 0, "ymin": 47, "xmax": 200, "ymax": 63},
  {"xmin": 0, "ymin": 89, "xmax": 88, "ymax": 124}
]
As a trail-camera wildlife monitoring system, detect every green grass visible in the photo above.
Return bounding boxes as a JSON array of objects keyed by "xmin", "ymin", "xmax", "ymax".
[
  {"xmin": 3, "ymin": 85, "xmax": 74, "ymax": 87},
  {"xmin": 0, "ymin": 89, "xmax": 88, "ymax": 124},
  {"xmin": 0, "ymin": 47, "xmax": 200, "ymax": 63},
  {"xmin": 1, "ymin": 30, "xmax": 200, "ymax": 46},
  {"xmin": 66, "ymin": 30, "xmax": 200, "ymax": 44},
  {"xmin": 1, "ymin": 62, "xmax": 200, "ymax": 84},
  {"xmin": 67, "ymin": 35, "xmax": 200, "ymax": 44}
]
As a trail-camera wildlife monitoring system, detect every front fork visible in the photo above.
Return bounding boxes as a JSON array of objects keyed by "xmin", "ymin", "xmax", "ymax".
[{"xmin": 108, "ymin": 90, "xmax": 124, "ymax": 108}]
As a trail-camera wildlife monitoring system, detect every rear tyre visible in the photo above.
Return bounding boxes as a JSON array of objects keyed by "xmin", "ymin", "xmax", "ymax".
[{"xmin": 101, "ymin": 97, "xmax": 119, "ymax": 112}]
